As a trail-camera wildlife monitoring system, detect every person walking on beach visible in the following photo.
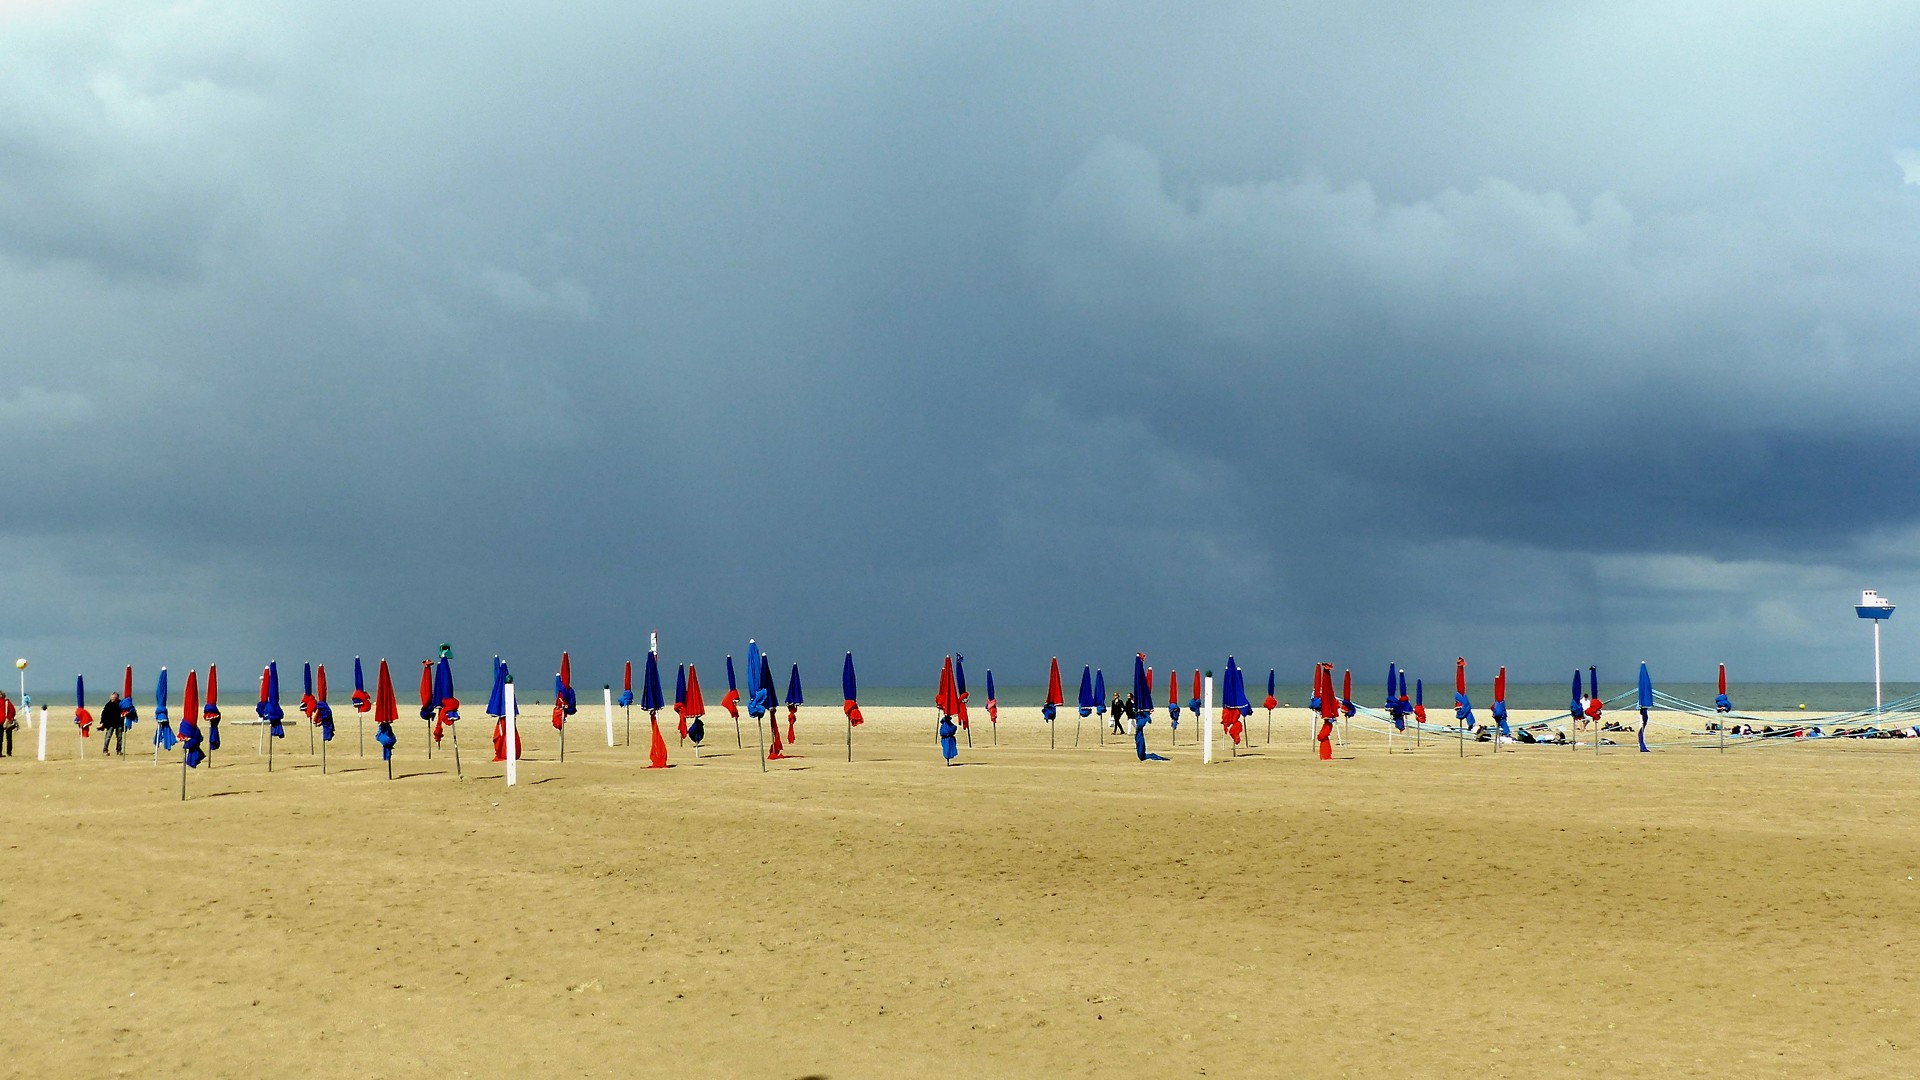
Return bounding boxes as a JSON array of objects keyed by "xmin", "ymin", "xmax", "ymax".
[
  {"xmin": 99, "ymin": 691, "xmax": 126, "ymax": 756},
  {"xmin": 0, "ymin": 692, "xmax": 15, "ymax": 757},
  {"xmin": 1109, "ymin": 691, "xmax": 1127, "ymax": 734}
]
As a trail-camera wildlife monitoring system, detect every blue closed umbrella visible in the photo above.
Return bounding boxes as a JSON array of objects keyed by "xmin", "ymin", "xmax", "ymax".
[
  {"xmin": 1636, "ymin": 661, "xmax": 1653, "ymax": 753},
  {"xmin": 842, "ymin": 652, "xmax": 859, "ymax": 705},
  {"xmin": 757, "ymin": 651, "xmax": 779, "ymax": 713},
  {"xmin": 1077, "ymin": 666, "xmax": 1095, "ymax": 717},
  {"xmin": 746, "ymin": 641, "xmax": 767, "ymax": 718},
  {"xmin": 1570, "ymin": 670, "xmax": 1584, "ymax": 722},
  {"xmin": 1094, "ymin": 669, "xmax": 1106, "ymax": 716},
  {"xmin": 1132, "ymin": 653, "xmax": 1166, "ymax": 761},
  {"xmin": 153, "ymin": 667, "xmax": 176, "ymax": 751},
  {"xmin": 641, "ymin": 652, "xmax": 665, "ymax": 713},
  {"xmin": 786, "ymin": 663, "xmax": 803, "ymax": 706},
  {"xmin": 487, "ymin": 657, "xmax": 507, "ymax": 718},
  {"xmin": 264, "ymin": 661, "xmax": 285, "ymax": 736}
]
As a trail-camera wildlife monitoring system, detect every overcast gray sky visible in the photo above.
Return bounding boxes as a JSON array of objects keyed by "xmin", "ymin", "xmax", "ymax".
[{"xmin": 6, "ymin": 1, "xmax": 1920, "ymax": 691}]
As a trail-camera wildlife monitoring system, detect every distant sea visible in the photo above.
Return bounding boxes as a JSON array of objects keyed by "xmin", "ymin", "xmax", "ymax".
[{"xmin": 850, "ymin": 683, "xmax": 1919, "ymax": 712}]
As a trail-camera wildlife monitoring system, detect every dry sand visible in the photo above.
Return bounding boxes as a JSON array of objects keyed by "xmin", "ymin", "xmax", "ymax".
[{"xmin": 2, "ymin": 704, "xmax": 1916, "ymax": 1078}]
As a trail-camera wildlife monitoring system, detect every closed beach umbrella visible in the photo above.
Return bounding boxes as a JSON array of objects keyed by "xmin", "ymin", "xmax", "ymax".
[
  {"xmin": 1569, "ymin": 670, "xmax": 1583, "ymax": 722},
  {"xmin": 1413, "ymin": 677, "xmax": 1426, "ymax": 725},
  {"xmin": 1264, "ymin": 669, "xmax": 1278, "ymax": 712},
  {"xmin": 1042, "ymin": 657, "xmax": 1061, "ymax": 722},
  {"xmin": 785, "ymin": 662, "xmax": 804, "ymax": 743},
  {"xmin": 1716, "ymin": 663, "xmax": 1733, "ymax": 713},
  {"xmin": 203, "ymin": 665, "xmax": 221, "ymax": 754},
  {"xmin": 986, "ymin": 669, "xmax": 998, "ymax": 726},
  {"xmin": 351, "ymin": 657, "xmax": 372, "ymax": 713},
  {"xmin": 179, "ymin": 669, "xmax": 204, "ymax": 769},
  {"xmin": 1218, "ymin": 657, "xmax": 1244, "ymax": 746},
  {"xmin": 1076, "ymin": 665, "xmax": 1094, "ymax": 717},
  {"xmin": 619, "ymin": 660, "xmax": 634, "ymax": 708},
  {"xmin": 74, "ymin": 674, "xmax": 93, "ymax": 737},
  {"xmin": 1586, "ymin": 666, "xmax": 1603, "ymax": 722},
  {"xmin": 152, "ymin": 667, "xmax": 175, "ymax": 752},
  {"xmin": 122, "ymin": 666, "xmax": 138, "ymax": 726},
  {"xmin": 491, "ymin": 660, "xmax": 522, "ymax": 762},
  {"xmin": 642, "ymin": 651, "xmax": 668, "ymax": 768},
  {"xmin": 673, "ymin": 664, "xmax": 688, "ymax": 740},
  {"xmin": 935, "ymin": 655, "xmax": 960, "ymax": 763},
  {"xmin": 1341, "ymin": 668, "xmax": 1354, "ymax": 717},
  {"xmin": 301, "ymin": 662, "xmax": 317, "ymax": 721},
  {"xmin": 1094, "ymin": 669, "xmax": 1106, "ymax": 716},
  {"xmin": 263, "ymin": 662, "xmax": 285, "ymax": 736},
  {"xmin": 433, "ymin": 654, "xmax": 460, "ymax": 743},
  {"xmin": 1454, "ymin": 657, "xmax": 1474, "ymax": 728},
  {"xmin": 1166, "ymin": 669, "xmax": 1180, "ymax": 725},
  {"xmin": 316, "ymin": 665, "xmax": 333, "ymax": 740},
  {"xmin": 684, "ymin": 664, "xmax": 707, "ymax": 746},
  {"xmin": 953, "ymin": 655, "xmax": 970, "ymax": 734},
  {"xmin": 841, "ymin": 653, "xmax": 864, "ymax": 726},
  {"xmin": 1131, "ymin": 653, "xmax": 1167, "ymax": 761},
  {"xmin": 1492, "ymin": 666, "xmax": 1509, "ymax": 736},
  {"xmin": 746, "ymin": 641, "xmax": 766, "ymax": 718},
  {"xmin": 1636, "ymin": 661, "xmax": 1654, "ymax": 753},
  {"xmin": 374, "ymin": 658, "xmax": 399, "ymax": 775},
  {"xmin": 722, "ymin": 655, "xmax": 740, "ymax": 719}
]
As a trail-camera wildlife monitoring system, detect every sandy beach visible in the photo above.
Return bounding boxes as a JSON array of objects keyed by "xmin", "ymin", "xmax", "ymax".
[{"xmin": 2, "ymin": 704, "xmax": 1914, "ymax": 1078}]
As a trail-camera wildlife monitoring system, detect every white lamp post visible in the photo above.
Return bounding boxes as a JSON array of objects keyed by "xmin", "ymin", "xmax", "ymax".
[
  {"xmin": 1856, "ymin": 590, "xmax": 1896, "ymax": 711},
  {"xmin": 14, "ymin": 658, "xmax": 26, "ymax": 730}
]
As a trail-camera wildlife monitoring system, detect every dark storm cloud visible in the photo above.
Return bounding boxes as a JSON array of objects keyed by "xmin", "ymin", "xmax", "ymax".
[{"xmin": 5, "ymin": 1, "xmax": 1920, "ymax": 690}]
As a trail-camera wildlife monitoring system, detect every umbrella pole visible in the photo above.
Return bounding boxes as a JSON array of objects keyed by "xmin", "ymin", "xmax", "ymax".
[
  {"xmin": 626, "ymin": 711, "xmax": 631, "ymax": 747},
  {"xmin": 965, "ymin": 721, "xmax": 972, "ymax": 748},
  {"xmin": 1075, "ymin": 715, "xmax": 1081, "ymax": 747},
  {"xmin": 452, "ymin": 725, "xmax": 463, "ymax": 778},
  {"xmin": 268, "ymin": 730, "xmax": 274, "ymax": 772},
  {"xmin": 359, "ymin": 715, "xmax": 364, "ymax": 757},
  {"xmin": 846, "ymin": 716, "xmax": 852, "ymax": 762},
  {"xmin": 180, "ymin": 755, "xmax": 187, "ymax": 801},
  {"xmin": 1267, "ymin": 709, "xmax": 1273, "ymax": 744},
  {"xmin": 755, "ymin": 711, "xmax": 766, "ymax": 772},
  {"xmin": 426, "ymin": 720, "xmax": 433, "ymax": 758},
  {"xmin": 323, "ymin": 735, "xmax": 328, "ymax": 775},
  {"xmin": 560, "ymin": 723, "xmax": 566, "ymax": 763},
  {"xmin": 308, "ymin": 723, "xmax": 314, "ymax": 755},
  {"xmin": 257, "ymin": 720, "xmax": 263, "ymax": 756}
]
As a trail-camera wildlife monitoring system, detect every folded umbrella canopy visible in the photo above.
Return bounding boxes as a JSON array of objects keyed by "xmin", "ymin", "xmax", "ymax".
[
  {"xmin": 722, "ymin": 655, "xmax": 741, "ymax": 719},
  {"xmin": 1570, "ymin": 670, "xmax": 1584, "ymax": 723},
  {"xmin": 757, "ymin": 648, "xmax": 785, "ymax": 759},
  {"xmin": 262, "ymin": 662, "xmax": 285, "ymax": 737},
  {"xmin": 1386, "ymin": 663, "xmax": 1403, "ymax": 729},
  {"xmin": 489, "ymin": 657, "xmax": 522, "ymax": 762},
  {"xmin": 316, "ymin": 664, "xmax": 334, "ymax": 740},
  {"xmin": 74, "ymin": 674, "xmax": 92, "ymax": 737},
  {"xmin": 203, "ymin": 664, "xmax": 221, "ymax": 756},
  {"xmin": 1218, "ymin": 657, "xmax": 1244, "ymax": 746},
  {"xmin": 1454, "ymin": 657, "xmax": 1475, "ymax": 728},
  {"xmin": 1077, "ymin": 666, "xmax": 1095, "ymax": 717},
  {"xmin": 301, "ymin": 662, "xmax": 318, "ymax": 723},
  {"xmin": 122, "ymin": 665, "xmax": 138, "ymax": 727},
  {"xmin": 1586, "ymin": 666, "xmax": 1603, "ymax": 723},
  {"xmin": 935, "ymin": 655, "xmax": 960, "ymax": 763},
  {"xmin": 1715, "ymin": 663, "xmax": 1733, "ymax": 713},
  {"xmin": 746, "ymin": 641, "xmax": 768, "ymax": 720},
  {"xmin": 351, "ymin": 657, "xmax": 372, "ymax": 713},
  {"xmin": 1043, "ymin": 657, "xmax": 1062, "ymax": 748},
  {"xmin": 986, "ymin": 669, "xmax": 997, "ymax": 726},
  {"xmin": 179, "ymin": 669, "xmax": 204, "ymax": 769},
  {"xmin": 619, "ymin": 660, "xmax": 634, "ymax": 708},
  {"xmin": 152, "ymin": 667, "xmax": 175, "ymax": 752},
  {"xmin": 684, "ymin": 664, "xmax": 707, "ymax": 747},
  {"xmin": 1166, "ymin": 669, "xmax": 1180, "ymax": 727},
  {"xmin": 374, "ymin": 658, "xmax": 399, "ymax": 776},
  {"xmin": 1637, "ymin": 661, "xmax": 1654, "ymax": 753},
  {"xmin": 642, "ymin": 651, "xmax": 668, "ymax": 769},
  {"xmin": 1189, "ymin": 670, "xmax": 1202, "ymax": 715},
  {"xmin": 842, "ymin": 652, "xmax": 864, "ymax": 726},
  {"xmin": 1094, "ymin": 669, "xmax": 1106, "ymax": 718},
  {"xmin": 785, "ymin": 662, "xmax": 804, "ymax": 743},
  {"xmin": 1413, "ymin": 677, "xmax": 1426, "ymax": 725},
  {"xmin": 490, "ymin": 660, "xmax": 522, "ymax": 762},
  {"xmin": 434, "ymin": 653, "xmax": 463, "ymax": 777},
  {"xmin": 1316, "ymin": 664, "xmax": 1338, "ymax": 761},
  {"xmin": 1264, "ymin": 669, "xmax": 1278, "ymax": 712},
  {"xmin": 953, "ymin": 654, "xmax": 970, "ymax": 736},
  {"xmin": 554, "ymin": 651, "xmax": 579, "ymax": 733},
  {"xmin": 1492, "ymin": 666, "xmax": 1509, "ymax": 736},
  {"xmin": 673, "ymin": 664, "xmax": 688, "ymax": 740},
  {"xmin": 1131, "ymin": 653, "xmax": 1167, "ymax": 761}
]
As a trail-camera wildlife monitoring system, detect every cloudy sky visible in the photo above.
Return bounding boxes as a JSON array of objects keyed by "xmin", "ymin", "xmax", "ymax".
[{"xmin": 5, "ymin": 1, "xmax": 1920, "ymax": 691}]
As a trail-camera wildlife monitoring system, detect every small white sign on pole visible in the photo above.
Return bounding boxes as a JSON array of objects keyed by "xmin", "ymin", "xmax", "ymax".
[
  {"xmin": 603, "ymin": 686, "xmax": 615, "ymax": 747},
  {"xmin": 504, "ymin": 682, "xmax": 518, "ymax": 787},
  {"xmin": 36, "ymin": 706, "xmax": 48, "ymax": 760},
  {"xmin": 1202, "ymin": 675, "xmax": 1214, "ymax": 765}
]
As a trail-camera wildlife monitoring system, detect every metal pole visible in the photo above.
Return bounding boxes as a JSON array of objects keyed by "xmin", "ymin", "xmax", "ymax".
[
  {"xmin": 505, "ymin": 682, "xmax": 518, "ymax": 787},
  {"xmin": 1874, "ymin": 620, "xmax": 1883, "ymax": 712}
]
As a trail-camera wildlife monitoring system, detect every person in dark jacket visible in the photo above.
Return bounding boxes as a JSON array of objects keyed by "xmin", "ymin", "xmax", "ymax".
[{"xmin": 99, "ymin": 692, "xmax": 126, "ymax": 756}]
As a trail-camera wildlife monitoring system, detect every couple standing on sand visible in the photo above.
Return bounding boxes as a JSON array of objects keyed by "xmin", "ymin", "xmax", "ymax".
[{"xmin": 1108, "ymin": 691, "xmax": 1136, "ymax": 734}]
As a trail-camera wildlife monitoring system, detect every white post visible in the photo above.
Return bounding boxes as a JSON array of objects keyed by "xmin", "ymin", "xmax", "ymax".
[
  {"xmin": 1202, "ymin": 675, "xmax": 1214, "ymax": 765},
  {"xmin": 16, "ymin": 662, "xmax": 27, "ymax": 729},
  {"xmin": 36, "ymin": 706, "xmax": 48, "ymax": 760},
  {"xmin": 504, "ymin": 682, "xmax": 518, "ymax": 787},
  {"xmin": 602, "ymin": 687, "xmax": 615, "ymax": 747},
  {"xmin": 1874, "ymin": 620, "xmax": 1883, "ymax": 712}
]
